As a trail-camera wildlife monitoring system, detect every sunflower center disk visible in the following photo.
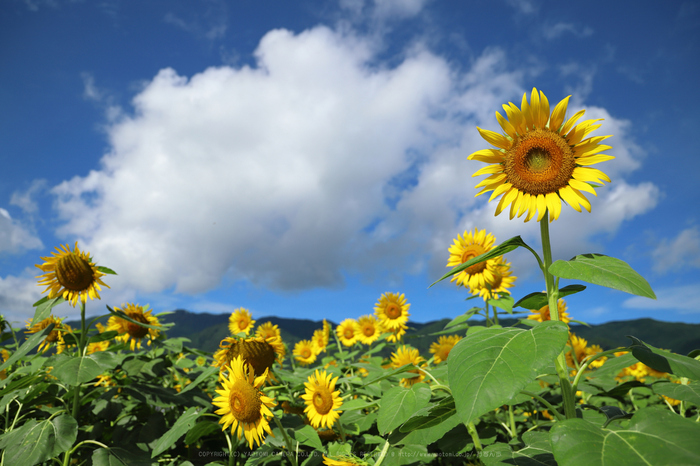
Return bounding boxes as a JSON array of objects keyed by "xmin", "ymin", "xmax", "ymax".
[
  {"xmin": 363, "ymin": 325, "xmax": 374, "ymax": 337},
  {"xmin": 343, "ymin": 328, "xmax": 354, "ymax": 339},
  {"xmin": 229, "ymin": 380, "xmax": 262, "ymax": 424},
  {"xmin": 312, "ymin": 387, "xmax": 333, "ymax": 415},
  {"xmin": 126, "ymin": 313, "xmax": 150, "ymax": 339},
  {"xmin": 505, "ymin": 129, "xmax": 575, "ymax": 195},
  {"xmin": 460, "ymin": 248, "xmax": 486, "ymax": 274},
  {"xmin": 55, "ymin": 253, "xmax": 94, "ymax": 291},
  {"xmin": 385, "ymin": 303, "xmax": 402, "ymax": 319},
  {"xmin": 240, "ymin": 341, "xmax": 276, "ymax": 377}
]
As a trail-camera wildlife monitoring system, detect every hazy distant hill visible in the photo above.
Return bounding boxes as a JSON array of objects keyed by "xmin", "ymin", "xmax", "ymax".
[{"xmin": 10, "ymin": 310, "xmax": 700, "ymax": 357}]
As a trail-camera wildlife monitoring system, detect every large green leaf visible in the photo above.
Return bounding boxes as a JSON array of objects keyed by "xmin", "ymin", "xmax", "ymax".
[
  {"xmin": 151, "ymin": 406, "xmax": 203, "ymax": 457},
  {"xmin": 31, "ymin": 297, "xmax": 65, "ymax": 326},
  {"xmin": 549, "ymin": 254, "xmax": 655, "ymax": 298},
  {"xmin": 50, "ymin": 353, "xmax": 116, "ymax": 385},
  {"xmin": 514, "ymin": 285, "xmax": 587, "ymax": 310},
  {"xmin": 430, "ymin": 236, "xmax": 532, "ymax": 287},
  {"xmin": 482, "ymin": 432, "xmax": 556, "ymax": 466},
  {"xmin": 293, "ymin": 425, "xmax": 323, "ymax": 450},
  {"xmin": 550, "ymin": 407, "xmax": 700, "ymax": 465},
  {"xmin": 627, "ymin": 336, "xmax": 700, "ymax": 380},
  {"xmin": 448, "ymin": 320, "xmax": 569, "ymax": 425},
  {"xmin": 377, "ymin": 383, "xmax": 431, "ymax": 435},
  {"xmin": 653, "ymin": 381, "xmax": 700, "ymax": 405},
  {"xmin": 0, "ymin": 324, "xmax": 55, "ymax": 374},
  {"xmin": 177, "ymin": 365, "xmax": 218, "ymax": 395},
  {"xmin": 0, "ymin": 414, "xmax": 77, "ymax": 466}
]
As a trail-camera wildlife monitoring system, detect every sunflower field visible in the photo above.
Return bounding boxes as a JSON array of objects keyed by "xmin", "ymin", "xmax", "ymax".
[{"xmin": 2, "ymin": 89, "xmax": 700, "ymax": 466}]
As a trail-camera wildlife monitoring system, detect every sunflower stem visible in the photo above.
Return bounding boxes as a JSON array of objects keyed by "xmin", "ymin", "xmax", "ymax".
[
  {"xmin": 63, "ymin": 302, "xmax": 87, "ymax": 466},
  {"xmin": 539, "ymin": 214, "xmax": 577, "ymax": 420},
  {"xmin": 467, "ymin": 421, "xmax": 482, "ymax": 451},
  {"xmin": 272, "ymin": 414, "xmax": 298, "ymax": 466}
]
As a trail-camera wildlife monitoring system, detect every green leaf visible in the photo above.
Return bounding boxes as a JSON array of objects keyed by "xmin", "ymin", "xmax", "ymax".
[
  {"xmin": 443, "ymin": 308, "xmax": 481, "ymax": 329},
  {"xmin": 177, "ymin": 365, "xmax": 218, "ymax": 395},
  {"xmin": 96, "ymin": 266, "xmax": 118, "ymax": 275},
  {"xmin": 50, "ymin": 352, "xmax": 118, "ymax": 385},
  {"xmin": 514, "ymin": 285, "xmax": 587, "ymax": 310},
  {"xmin": 88, "ymin": 331, "xmax": 119, "ymax": 344},
  {"xmin": 0, "ymin": 414, "xmax": 78, "ymax": 466},
  {"xmin": 91, "ymin": 448, "xmax": 127, "ymax": 466},
  {"xmin": 549, "ymin": 254, "xmax": 655, "ymax": 299},
  {"xmin": 448, "ymin": 320, "xmax": 569, "ymax": 426},
  {"xmin": 184, "ymin": 420, "xmax": 221, "ymax": 445},
  {"xmin": 0, "ymin": 324, "xmax": 55, "ymax": 374},
  {"xmin": 627, "ymin": 336, "xmax": 700, "ymax": 380},
  {"xmin": 31, "ymin": 297, "xmax": 65, "ymax": 325},
  {"xmin": 550, "ymin": 407, "xmax": 700, "ymax": 465},
  {"xmin": 377, "ymin": 383, "xmax": 431, "ymax": 435},
  {"xmin": 151, "ymin": 406, "xmax": 203, "ymax": 458},
  {"xmin": 294, "ymin": 425, "xmax": 323, "ymax": 450},
  {"xmin": 653, "ymin": 380, "xmax": 700, "ymax": 406},
  {"xmin": 488, "ymin": 295, "xmax": 514, "ymax": 313},
  {"xmin": 430, "ymin": 236, "xmax": 531, "ymax": 287},
  {"xmin": 400, "ymin": 396, "xmax": 456, "ymax": 432}
]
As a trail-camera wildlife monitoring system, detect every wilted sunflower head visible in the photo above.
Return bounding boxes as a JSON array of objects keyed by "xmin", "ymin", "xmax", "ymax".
[
  {"xmin": 214, "ymin": 336, "xmax": 281, "ymax": 377},
  {"xmin": 107, "ymin": 303, "xmax": 160, "ymax": 351},
  {"xmin": 469, "ymin": 88, "xmax": 614, "ymax": 223},
  {"xmin": 229, "ymin": 308, "xmax": 255, "ymax": 336},
  {"xmin": 35, "ymin": 242, "xmax": 110, "ymax": 307},
  {"xmin": 374, "ymin": 292, "xmax": 410, "ymax": 331}
]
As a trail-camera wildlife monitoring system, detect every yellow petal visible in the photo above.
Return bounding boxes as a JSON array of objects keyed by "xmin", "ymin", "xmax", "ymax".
[
  {"xmin": 477, "ymin": 127, "xmax": 511, "ymax": 150},
  {"xmin": 469, "ymin": 148, "xmax": 505, "ymax": 163},
  {"xmin": 561, "ymin": 109, "xmax": 585, "ymax": 135},
  {"xmin": 572, "ymin": 188, "xmax": 592, "ymax": 212},
  {"xmin": 575, "ymin": 144, "xmax": 613, "ymax": 158},
  {"xmin": 569, "ymin": 178, "xmax": 598, "ymax": 195},
  {"xmin": 539, "ymin": 90, "xmax": 550, "ymax": 129},
  {"xmin": 475, "ymin": 172, "xmax": 507, "ymax": 186},
  {"xmin": 530, "ymin": 88, "xmax": 541, "ymax": 128},
  {"xmin": 559, "ymin": 186, "xmax": 582, "ymax": 212},
  {"xmin": 524, "ymin": 194, "xmax": 538, "ymax": 222},
  {"xmin": 546, "ymin": 192, "xmax": 561, "ymax": 222},
  {"xmin": 549, "ymin": 95, "xmax": 571, "ymax": 131},
  {"xmin": 473, "ymin": 164, "xmax": 503, "ymax": 177},
  {"xmin": 488, "ymin": 182, "xmax": 512, "ymax": 202},
  {"xmin": 576, "ymin": 154, "xmax": 616, "ymax": 165},
  {"xmin": 518, "ymin": 192, "xmax": 531, "ymax": 217},
  {"xmin": 496, "ymin": 111, "xmax": 517, "ymax": 139},
  {"xmin": 567, "ymin": 119, "xmax": 603, "ymax": 146},
  {"xmin": 504, "ymin": 103, "xmax": 525, "ymax": 135},
  {"xmin": 573, "ymin": 166, "xmax": 611, "ymax": 183},
  {"xmin": 521, "ymin": 92, "xmax": 533, "ymax": 130},
  {"xmin": 495, "ymin": 187, "xmax": 518, "ymax": 215},
  {"xmin": 536, "ymin": 194, "xmax": 547, "ymax": 222}
]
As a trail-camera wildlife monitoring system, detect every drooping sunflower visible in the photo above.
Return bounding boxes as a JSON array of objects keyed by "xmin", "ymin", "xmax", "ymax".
[
  {"xmin": 374, "ymin": 292, "xmax": 410, "ymax": 331},
  {"xmin": 301, "ymin": 369, "xmax": 343, "ymax": 429},
  {"xmin": 255, "ymin": 321, "xmax": 281, "ymax": 341},
  {"xmin": 469, "ymin": 256, "xmax": 517, "ymax": 301},
  {"xmin": 336, "ymin": 319, "xmax": 359, "ymax": 347},
  {"xmin": 293, "ymin": 339, "xmax": 318, "ymax": 366},
  {"xmin": 229, "ymin": 308, "xmax": 255, "ymax": 336},
  {"xmin": 214, "ymin": 336, "xmax": 283, "ymax": 377},
  {"xmin": 356, "ymin": 315, "xmax": 382, "ymax": 345},
  {"xmin": 390, "ymin": 346, "xmax": 425, "ymax": 388},
  {"xmin": 446, "ymin": 228, "xmax": 498, "ymax": 290},
  {"xmin": 106, "ymin": 303, "xmax": 161, "ymax": 351},
  {"xmin": 469, "ymin": 88, "xmax": 614, "ymax": 222},
  {"xmin": 311, "ymin": 320, "xmax": 331, "ymax": 353},
  {"xmin": 26, "ymin": 315, "xmax": 69, "ymax": 354},
  {"xmin": 35, "ymin": 242, "xmax": 110, "ymax": 307},
  {"xmin": 527, "ymin": 298, "xmax": 571, "ymax": 323},
  {"xmin": 213, "ymin": 355, "xmax": 276, "ymax": 449},
  {"xmin": 429, "ymin": 335, "xmax": 462, "ymax": 364}
]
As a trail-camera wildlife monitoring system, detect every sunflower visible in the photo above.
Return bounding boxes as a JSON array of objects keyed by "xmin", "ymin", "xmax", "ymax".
[
  {"xmin": 229, "ymin": 308, "xmax": 255, "ymax": 336},
  {"xmin": 336, "ymin": 319, "xmax": 359, "ymax": 347},
  {"xmin": 429, "ymin": 335, "xmax": 462, "ymax": 364},
  {"xmin": 214, "ymin": 336, "xmax": 283, "ymax": 377},
  {"xmin": 469, "ymin": 88, "xmax": 614, "ymax": 222},
  {"xmin": 527, "ymin": 298, "xmax": 571, "ymax": 323},
  {"xmin": 35, "ymin": 242, "xmax": 110, "ymax": 307},
  {"xmin": 374, "ymin": 292, "xmax": 410, "ymax": 331},
  {"xmin": 565, "ymin": 333, "xmax": 606, "ymax": 370},
  {"xmin": 312, "ymin": 320, "xmax": 331, "ymax": 353},
  {"xmin": 446, "ymin": 228, "xmax": 498, "ymax": 290},
  {"xmin": 26, "ymin": 315, "xmax": 70, "ymax": 354},
  {"xmin": 391, "ymin": 346, "xmax": 425, "ymax": 388},
  {"xmin": 106, "ymin": 303, "xmax": 161, "ymax": 351},
  {"xmin": 356, "ymin": 315, "xmax": 382, "ymax": 345},
  {"xmin": 301, "ymin": 370, "xmax": 343, "ymax": 429},
  {"xmin": 385, "ymin": 322, "xmax": 407, "ymax": 343},
  {"xmin": 213, "ymin": 355, "xmax": 276, "ymax": 449},
  {"xmin": 0, "ymin": 349, "xmax": 10, "ymax": 380},
  {"xmin": 255, "ymin": 321, "xmax": 281, "ymax": 341},
  {"xmin": 87, "ymin": 322, "xmax": 111, "ymax": 354},
  {"xmin": 469, "ymin": 256, "xmax": 517, "ymax": 301},
  {"xmin": 323, "ymin": 456, "xmax": 366, "ymax": 466},
  {"xmin": 293, "ymin": 339, "xmax": 317, "ymax": 366}
]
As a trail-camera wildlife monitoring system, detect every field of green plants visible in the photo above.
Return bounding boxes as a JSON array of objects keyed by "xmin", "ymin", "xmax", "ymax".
[{"xmin": 2, "ymin": 89, "xmax": 699, "ymax": 466}]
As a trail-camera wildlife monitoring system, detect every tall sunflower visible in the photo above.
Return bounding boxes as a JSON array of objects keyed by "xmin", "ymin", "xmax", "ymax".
[
  {"xmin": 527, "ymin": 298, "xmax": 571, "ymax": 323},
  {"xmin": 35, "ymin": 242, "xmax": 110, "ymax": 307},
  {"xmin": 336, "ymin": 319, "xmax": 359, "ymax": 347},
  {"xmin": 214, "ymin": 336, "xmax": 283, "ymax": 377},
  {"xmin": 446, "ymin": 228, "xmax": 498, "ymax": 290},
  {"xmin": 213, "ymin": 355, "xmax": 276, "ymax": 449},
  {"xmin": 356, "ymin": 315, "xmax": 382, "ymax": 345},
  {"xmin": 293, "ymin": 339, "xmax": 318, "ymax": 366},
  {"xmin": 374, "ymin": 292, "xmax": 410, "ymax": 331},
  {"xmin": 301, "ymin": 370, "xmax": 343, "ymax": 429},
  {"xmin": 390, "ymin": 346, "xmax": 425, "ymax": 388},
  {"xmin": 229, "ymin": 308, "xmax": 255, "ymax": 336},
  {"xmin": 469, "ymin": 256, "xmax": 517, "ymax": 301},
  {"xmin": 429, "ymin": 335, "xmax": 462, "ymax": 364},
  {"xmin": 469, "ymin": 88, "xmax": 614, "ymax": 222},
  {"xmin": 106, "ymin": 303, "xmax": 160, "ymax": 351}
]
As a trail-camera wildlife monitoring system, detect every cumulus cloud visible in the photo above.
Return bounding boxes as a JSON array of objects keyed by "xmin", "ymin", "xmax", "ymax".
[
  {"xmin": 10, "ymin": 179, "xmax": 47, "ymax": 215},
  {"xmin": 163, "ymin": 1, "xmax": 228, "ymax": 41},
  {"xmin": 0, "ymin": 273, "xmax": 43, "ymax": 326},
  {"xmin": 623, "ymin": 285, "xmax": 700, "ymax": 314},
  {"xmin": 543, "ymin": 23, "xmax": 594, "ymax": 40},
  {"xmin": 50, "ymin": 25, "xmax": 656, "ymax": 299},
  {"xmin": 652, "ymin": 227, "xmax": 700, "ymax": 273},
  {"xmin": 339, "ymin": 0, "xmax": 430, "ymax": 20},
  {"xmin": 0, "ymin": 208, "xmax": 43, "ymax": 254}
]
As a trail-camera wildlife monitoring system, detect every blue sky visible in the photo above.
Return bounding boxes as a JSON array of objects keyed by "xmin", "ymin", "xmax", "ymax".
[{"xmin": 1, "ymin": 0, "xmax": 699, "ymax": 329}]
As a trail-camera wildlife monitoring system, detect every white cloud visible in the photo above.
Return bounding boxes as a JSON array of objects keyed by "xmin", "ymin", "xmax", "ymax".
[
  {"xmin": 623, "ymin": 284, "xmax": 700, "ymax": 314},
  {"xmin": 0, "ymin": 208, "xmax": 43, "ymax": 254},
  {"xmin": 652, "ymin": 227, "xmax": 700, "ymax": 273},
  {"xmin": 50, "ymin": 25, "xmax": 657, "ymax": 300},
  {"xmin": 163, "ymin": 1, "xmax": 228, "ymax": 41},
  {"xmin": 504, "ymin": 0, "xmax": 538, "ymax": 15},
  {"xmin": 339, "ymin": 0, "xmax": 430, "ymax": 20},
  {"xmin": 0, "ymin": 272, "xmax": 43, "ymax": 326},
  {"xmin": 543, "ymin": 23, "xmax": 594, "ymax": 40},
  {"xmin": 10, "ymin": 179, "xmax": 47, "ymax": 215}
]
